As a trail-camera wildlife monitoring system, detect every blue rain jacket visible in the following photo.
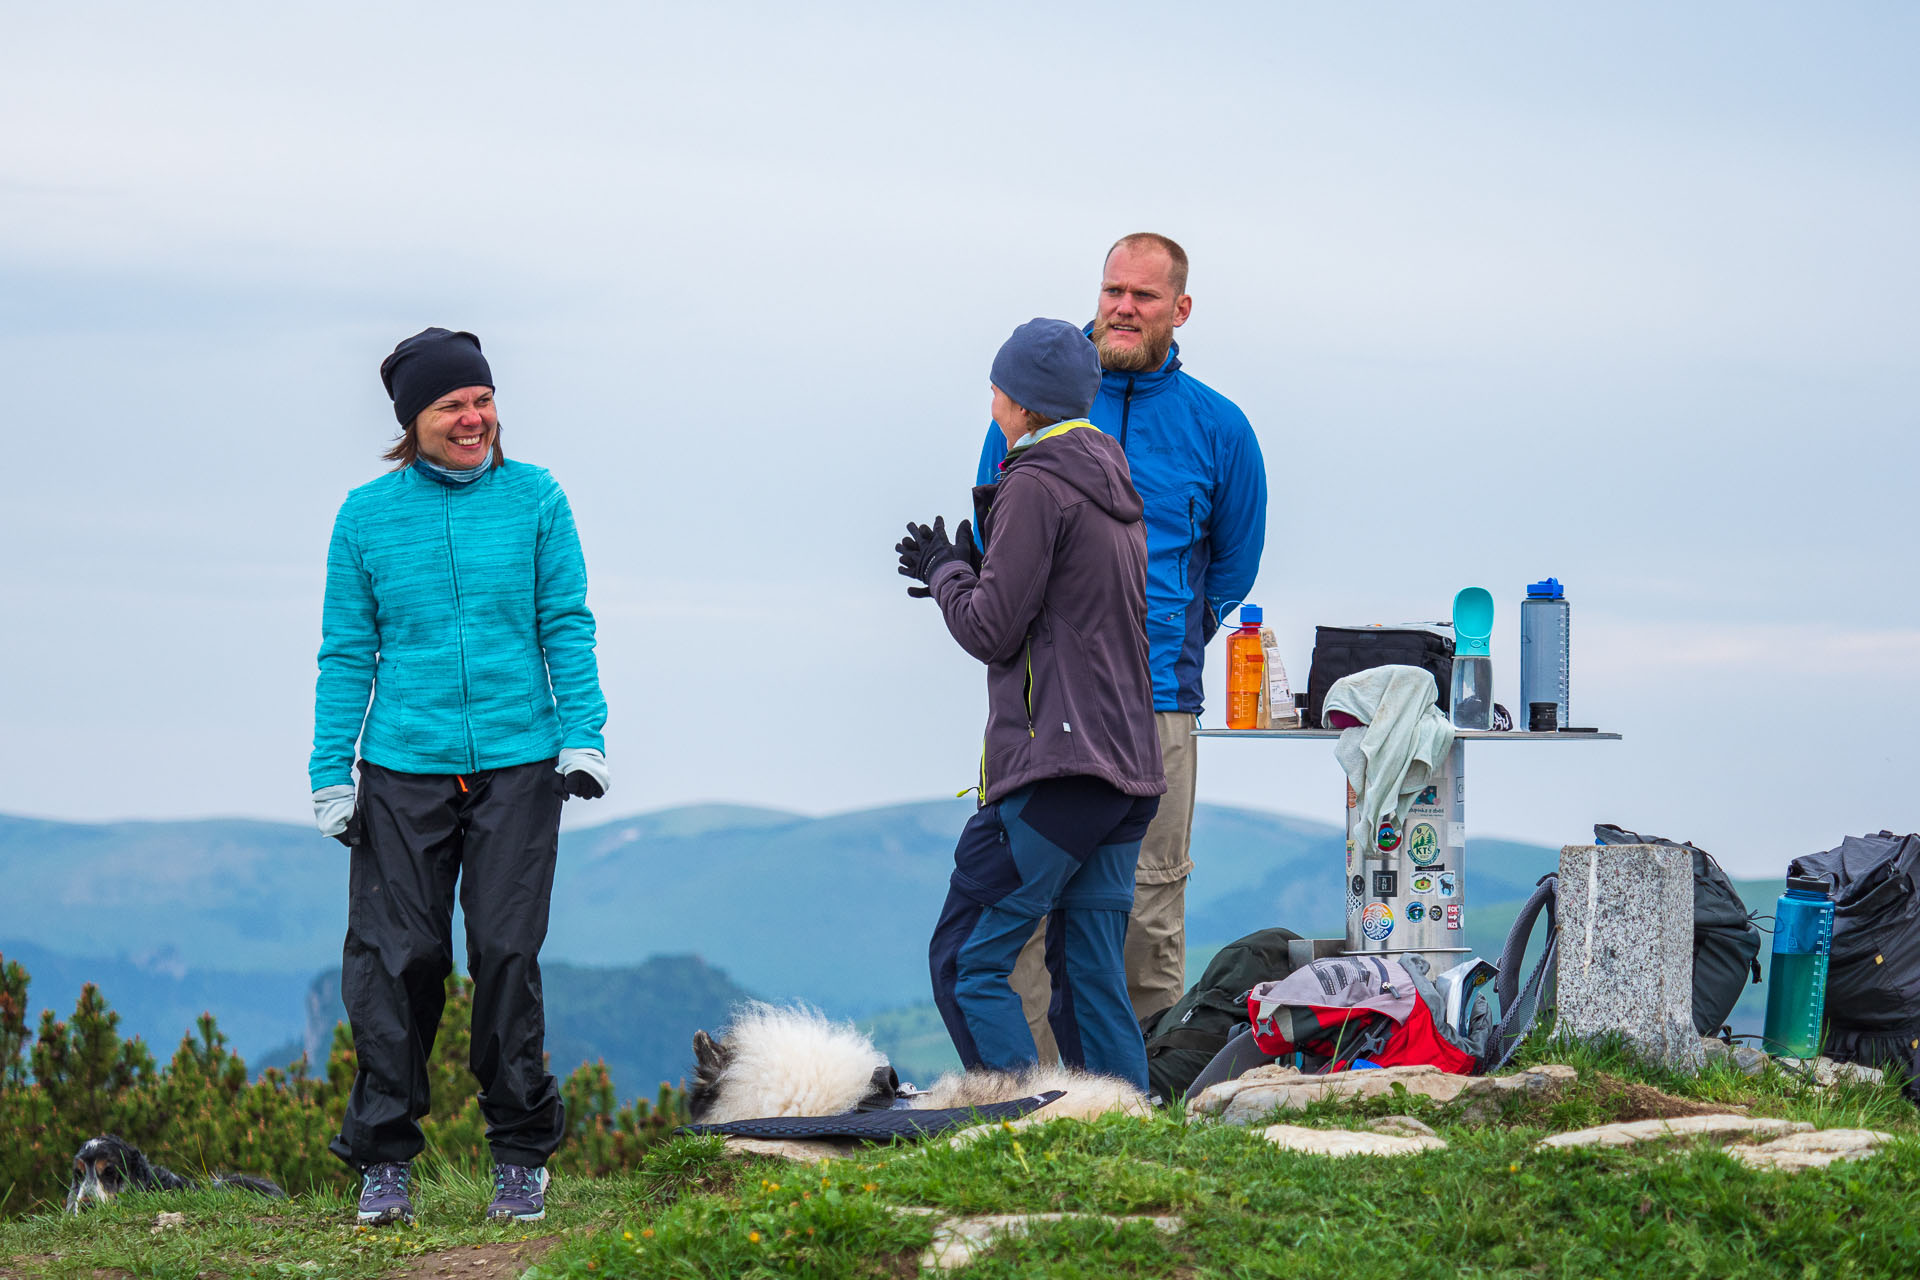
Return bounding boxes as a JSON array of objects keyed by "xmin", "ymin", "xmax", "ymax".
[
  {"xmin": 309, "ymin": 459, "xmax": 607, "ymax": 789},
  {"xmin": 978, "ymin": 341, "xmax": 1266, "ymax": 714}
]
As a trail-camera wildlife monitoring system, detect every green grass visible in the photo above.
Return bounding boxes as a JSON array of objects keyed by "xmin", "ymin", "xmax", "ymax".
[{"xmin": 6, "ymin": 1043, "xmax": 1919, "ymax": 1279}]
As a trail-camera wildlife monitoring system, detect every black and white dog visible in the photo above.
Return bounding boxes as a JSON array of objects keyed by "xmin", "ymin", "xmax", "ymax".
[
  {"xmin": 687, "ymin": 1003, "xmax": 1149, "ymax": 1129},
  {"xmin": 65, "ymin": 1135, "xmax": 287, "ymax": 1213}
]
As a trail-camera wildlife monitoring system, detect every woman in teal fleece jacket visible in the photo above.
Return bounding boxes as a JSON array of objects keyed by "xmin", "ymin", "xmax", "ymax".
[
  {"xmin": 308, "ymin": 328, "xmax": 608, "ymax": 1228},
  {"xmin": 307, "ymin": 449, "xmax": 608, "ymax": 786}
]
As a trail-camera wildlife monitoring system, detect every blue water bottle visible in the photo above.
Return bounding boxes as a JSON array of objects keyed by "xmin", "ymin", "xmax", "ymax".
[{"xmin": 1761, "ymin": 875, "xmax": 1834, "ymax": 1059}]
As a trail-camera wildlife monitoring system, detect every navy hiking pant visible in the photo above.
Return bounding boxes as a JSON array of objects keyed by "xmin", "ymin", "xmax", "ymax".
[
  {"xmin": 330, "ymin": 758, "xmax": 567, "ymax": 1171},
  {"xmin": 930, "ymin": 776, "xmax": 1158, "ymax": 1091}
]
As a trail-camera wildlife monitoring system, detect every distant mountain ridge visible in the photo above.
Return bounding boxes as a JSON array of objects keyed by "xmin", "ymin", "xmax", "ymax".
[
  {"xmin": 3, "ymin": 800, "xmax": 1635, "ymax": 1086},
  {"xmin": 0, "ymin": 938, "xmax": 313, "ymax": 1066},
  {"xmin": 7, "ymin": 800, "xmax": 1380, "ymax": 1011}
]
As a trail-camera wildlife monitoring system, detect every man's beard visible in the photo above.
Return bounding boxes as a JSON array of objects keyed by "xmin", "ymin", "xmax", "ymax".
[{"xmin": 1091, "ymin": 316, "xmax": 1173, "ymax": 373}]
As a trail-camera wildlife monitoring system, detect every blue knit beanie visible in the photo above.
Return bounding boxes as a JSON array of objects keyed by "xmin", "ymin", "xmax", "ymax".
[
  {"xmin": 380, "ymin": 328, "xmax": 494, "ymax": 426},
  {"xmin": 990, "ymin": 318, "xmax": 1101, "ymax": 422}
]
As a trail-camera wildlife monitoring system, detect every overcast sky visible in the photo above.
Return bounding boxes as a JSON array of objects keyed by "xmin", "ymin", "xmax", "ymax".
[{"xmin": 2, "ymin": 2, "xmax": 1915, "ymax": 875}]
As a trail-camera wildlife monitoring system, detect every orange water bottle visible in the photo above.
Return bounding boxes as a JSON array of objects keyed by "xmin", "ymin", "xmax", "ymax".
[{"xmin": 1226, "ymin": 605, "xmax": 1265, "ymax": 730}]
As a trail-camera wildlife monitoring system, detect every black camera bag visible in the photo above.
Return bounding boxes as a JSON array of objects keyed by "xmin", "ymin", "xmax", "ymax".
[{"xmin": 1304, "ymin": 627, "xmax": 1455, "ymax": 728}]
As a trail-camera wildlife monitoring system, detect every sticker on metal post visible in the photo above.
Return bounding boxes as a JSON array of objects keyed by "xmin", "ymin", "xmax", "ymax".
[
  {"xmin": 1346, "ymin": 782, "xmax": 1358, "ymax": 810},
  {"xmin": 1438, "ymin": 871, "xmax": 1457, "ymax": 898},
  {"xmin": 1372, "ymin": 870, "xmax": 1398, "ymax": 898},
  {"xmin": 1361, "ymin": 902, "xmax": 1394, "ymax": 941},
  {"xmin": 1351, "ymin": 874, "xmax": 1365, "ymax": 897},
  {"xmin": 1414, "ymin": 785, "xmax": 1438, "ymax": 806},
  {"xmin": 1445, "ymin": 904, "xmax": 1462, "ymax": 930},
  {"xmin": 1410, "ymin": 872, "xmax": 1435, "ymax": 894},
  {"xmin": 1408, "ymin": 823, "xmax": 1440, "ymax": 866},
  {"xmin": 1376, "ymin": 819, "xmax": 1401, "ymax": 852},
  {"xmin": 1407, "ymin": 902, "xmax": 1426, "ymax": 923}
]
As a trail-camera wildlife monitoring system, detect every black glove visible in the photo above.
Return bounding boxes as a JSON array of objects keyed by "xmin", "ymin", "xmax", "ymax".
[
  {"xmin": 563, "ymin": 772, "xmax": 605, "ymax": 800},
  {"xmin": 901, "ymin": 519, "xmax": 980, "ymax": 597},
  {"xmin": 955, "ymin": 519, "xmax": 981, "ymax": 573},
  {"xmin": 896, "ymin": 516, "xmax": 967, "ymax": 598}
]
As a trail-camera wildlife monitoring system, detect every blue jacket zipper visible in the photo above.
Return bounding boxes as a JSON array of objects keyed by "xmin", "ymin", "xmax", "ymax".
[
  {"xmin": 1119, "ymin": 374, "xmax": 1136, "ymax": 450},
  {"xmin": 1181, "ymin": 495, "xmax": 1196, "ymax": 597},
  {"xmin": 443, "ymin": 488, "xmax": 477, "ymax": 771}
]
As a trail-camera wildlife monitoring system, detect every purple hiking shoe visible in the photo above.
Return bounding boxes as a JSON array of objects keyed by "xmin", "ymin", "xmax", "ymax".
[
  {"xmin": 356, "ymin": 1161, "xmax": 413, "ymax": 1226},
  {"xmin": 486, "ymin": 1163, "xmax": 550, "ymax": 1222}
]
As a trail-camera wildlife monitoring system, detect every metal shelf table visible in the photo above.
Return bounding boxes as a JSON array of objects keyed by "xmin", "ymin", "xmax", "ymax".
[{"xmin": 1194, "ymin": 726, "xmax": 1621, "ymax": 970}]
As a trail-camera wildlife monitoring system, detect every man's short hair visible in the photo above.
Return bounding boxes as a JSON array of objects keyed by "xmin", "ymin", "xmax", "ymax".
[{"xmin": 1106, "ymin": 232, "xmax": 1189, "ymax": 295}]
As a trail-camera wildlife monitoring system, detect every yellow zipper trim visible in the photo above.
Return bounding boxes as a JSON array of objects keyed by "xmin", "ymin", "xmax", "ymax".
[{"xmin": 1025, "ymin": 641, "xmax": 1036, "ymax": 738}]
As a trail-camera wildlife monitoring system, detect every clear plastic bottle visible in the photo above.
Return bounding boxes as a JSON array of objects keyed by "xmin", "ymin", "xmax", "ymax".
[
  {"xmin": 1762, "ymin": 875, "xmax": 1834, "ymax": 1059},
  {"xmin": 1450, "ymin": 587, "xmax": 1495, "ymax": 731},
  {"xmin": 1449, "ymin": 657, "xmax": 1493, "ymax": 731},
  {"xmin": 1226, "ymin": 605, "xmax": 1265, "ymax": 730}
]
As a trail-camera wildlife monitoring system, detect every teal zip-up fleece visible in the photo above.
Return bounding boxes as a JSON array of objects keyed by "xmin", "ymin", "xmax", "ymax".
[{"xmin": 309, "ymin": 459, "xmax": 607, "ymax": 790}]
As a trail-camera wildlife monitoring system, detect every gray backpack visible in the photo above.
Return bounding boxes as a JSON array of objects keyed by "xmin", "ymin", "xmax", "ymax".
[{"xmin": 1485, "ymin": 874, "xmax": 1559, "ymax": 1070}]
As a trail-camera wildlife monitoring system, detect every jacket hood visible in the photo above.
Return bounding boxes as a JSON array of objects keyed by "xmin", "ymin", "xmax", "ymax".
[{"xmin": 1004, "ymin": 422, "xmax": 1143, "ymax": 523}]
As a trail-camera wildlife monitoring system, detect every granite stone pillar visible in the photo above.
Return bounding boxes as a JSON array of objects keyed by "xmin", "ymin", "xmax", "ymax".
[{"xmin": 1557, "ymin": 843, "xmax": 1704, "ymax": 1073}]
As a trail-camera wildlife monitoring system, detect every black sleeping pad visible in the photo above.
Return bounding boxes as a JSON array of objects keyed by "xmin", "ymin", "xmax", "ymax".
[{"xmin": 679, "ymin": 1091, "xmax": 1064, "ymax": 1141}]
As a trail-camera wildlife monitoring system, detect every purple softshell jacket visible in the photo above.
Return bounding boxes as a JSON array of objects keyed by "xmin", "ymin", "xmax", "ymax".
[{"xmin": 930, "ymin": 424, "xmax": 1168, "ymax": 805}]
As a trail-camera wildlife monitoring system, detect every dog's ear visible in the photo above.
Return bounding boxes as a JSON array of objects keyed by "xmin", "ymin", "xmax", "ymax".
[
  {"xmin": 693, "ymin": 1029, "xmax": 733, "ymax": 1082},
  {"xmin": 686, "ymin": 1030, "xmax": 731, "ymax": 1122},
  {"xmin": 854, "ymin": 1063, "xmax": 901, "ymax": 1111}
]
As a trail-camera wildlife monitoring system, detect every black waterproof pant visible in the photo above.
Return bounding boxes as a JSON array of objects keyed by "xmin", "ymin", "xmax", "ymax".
[{"xmin": 329, "ymin": 758, "xmax": 566, "ymax": 1170}]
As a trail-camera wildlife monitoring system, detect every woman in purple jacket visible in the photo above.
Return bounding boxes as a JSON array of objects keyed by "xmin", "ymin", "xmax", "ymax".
[{"xmin": 897, "ymin": 318, "xmax": 1167, "ymax": 1090}]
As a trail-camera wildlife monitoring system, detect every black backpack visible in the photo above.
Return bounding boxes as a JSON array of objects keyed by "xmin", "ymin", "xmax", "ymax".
[
  {"xmin": 1789, "ymin": 831, "xmax": 1920, "ymax": 1096},
  {"xmin": 1141, "ymin": 926, "xmax": 1299, "ymax": 1101},
  {"xmin": 1595, "ymin": 825, "xmax": 1762, "ymax": 1035}
]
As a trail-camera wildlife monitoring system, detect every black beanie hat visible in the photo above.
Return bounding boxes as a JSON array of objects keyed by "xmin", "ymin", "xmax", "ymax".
[{"xmin": 379, "ymin": 328, "xmax": 494, "ymax": 426}]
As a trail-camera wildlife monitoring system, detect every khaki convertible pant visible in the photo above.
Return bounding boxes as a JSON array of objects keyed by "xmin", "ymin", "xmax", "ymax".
[{"xmin": 1011, "ymin": 712, "xmax": 1198, "ymax": 1061}]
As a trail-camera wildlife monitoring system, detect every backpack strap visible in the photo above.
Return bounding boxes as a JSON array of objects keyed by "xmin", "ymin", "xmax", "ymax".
[{"xmin": 1484, "ymin": 872, "xmax": 1559, "ymax": 1071}]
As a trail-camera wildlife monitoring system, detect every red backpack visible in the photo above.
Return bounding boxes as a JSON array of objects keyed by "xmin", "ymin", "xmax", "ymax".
[{"xmin": 1246, "ymin": 955, "xmax": 1478, "ymax": 1075}]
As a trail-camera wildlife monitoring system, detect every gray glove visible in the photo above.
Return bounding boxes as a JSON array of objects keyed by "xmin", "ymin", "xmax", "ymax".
[{"xmin": 312, "ymin": 785, "xmax": 360, "ymax": 847}]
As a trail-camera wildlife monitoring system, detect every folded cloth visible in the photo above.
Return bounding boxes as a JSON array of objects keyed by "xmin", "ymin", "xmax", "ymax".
[
  {"xmin": 1324, "ymin": 665, "xmax": 1455, "ymax": 850},
  {"xmin": 678, "ymin": 1091, "xmax": 1063, "ymax": 1141}
]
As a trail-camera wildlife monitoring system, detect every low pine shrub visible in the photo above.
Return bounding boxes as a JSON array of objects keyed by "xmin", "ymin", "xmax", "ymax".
[{"xmin": 0, "ymin": 953, "xmax": 686, "ymax": 1216}]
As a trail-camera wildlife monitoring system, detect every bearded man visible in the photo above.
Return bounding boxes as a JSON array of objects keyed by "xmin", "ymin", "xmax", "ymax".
[{"xmin": 976, "ymin": 233, "xmax": 1268, "ymax": 1054}]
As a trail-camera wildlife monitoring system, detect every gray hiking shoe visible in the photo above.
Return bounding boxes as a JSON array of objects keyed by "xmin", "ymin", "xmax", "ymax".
[
  {"xmin": 486, "ymin": 1163, "xmax": 549, "ymax": 1222},
  {"xmin": 356, "ymin": 1161, "xmax": 413, "ymax": 1226}
]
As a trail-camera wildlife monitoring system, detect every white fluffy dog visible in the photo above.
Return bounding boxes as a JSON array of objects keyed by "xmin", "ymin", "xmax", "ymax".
[{"xmin": 687, "ymin": 1002, "xmax": 1150, "ymax": 1128}]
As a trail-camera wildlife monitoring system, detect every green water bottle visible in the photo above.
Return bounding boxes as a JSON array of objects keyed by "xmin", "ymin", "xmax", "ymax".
[{"xmin": 1761, "ymin": 875, "xmax": 1834, "ymax": 1059}]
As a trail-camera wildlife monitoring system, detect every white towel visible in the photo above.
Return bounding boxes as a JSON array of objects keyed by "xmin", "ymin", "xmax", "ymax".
[{"xmin": 1325, "ymin": 665, "xmax": 1456, "ymax": 848}]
